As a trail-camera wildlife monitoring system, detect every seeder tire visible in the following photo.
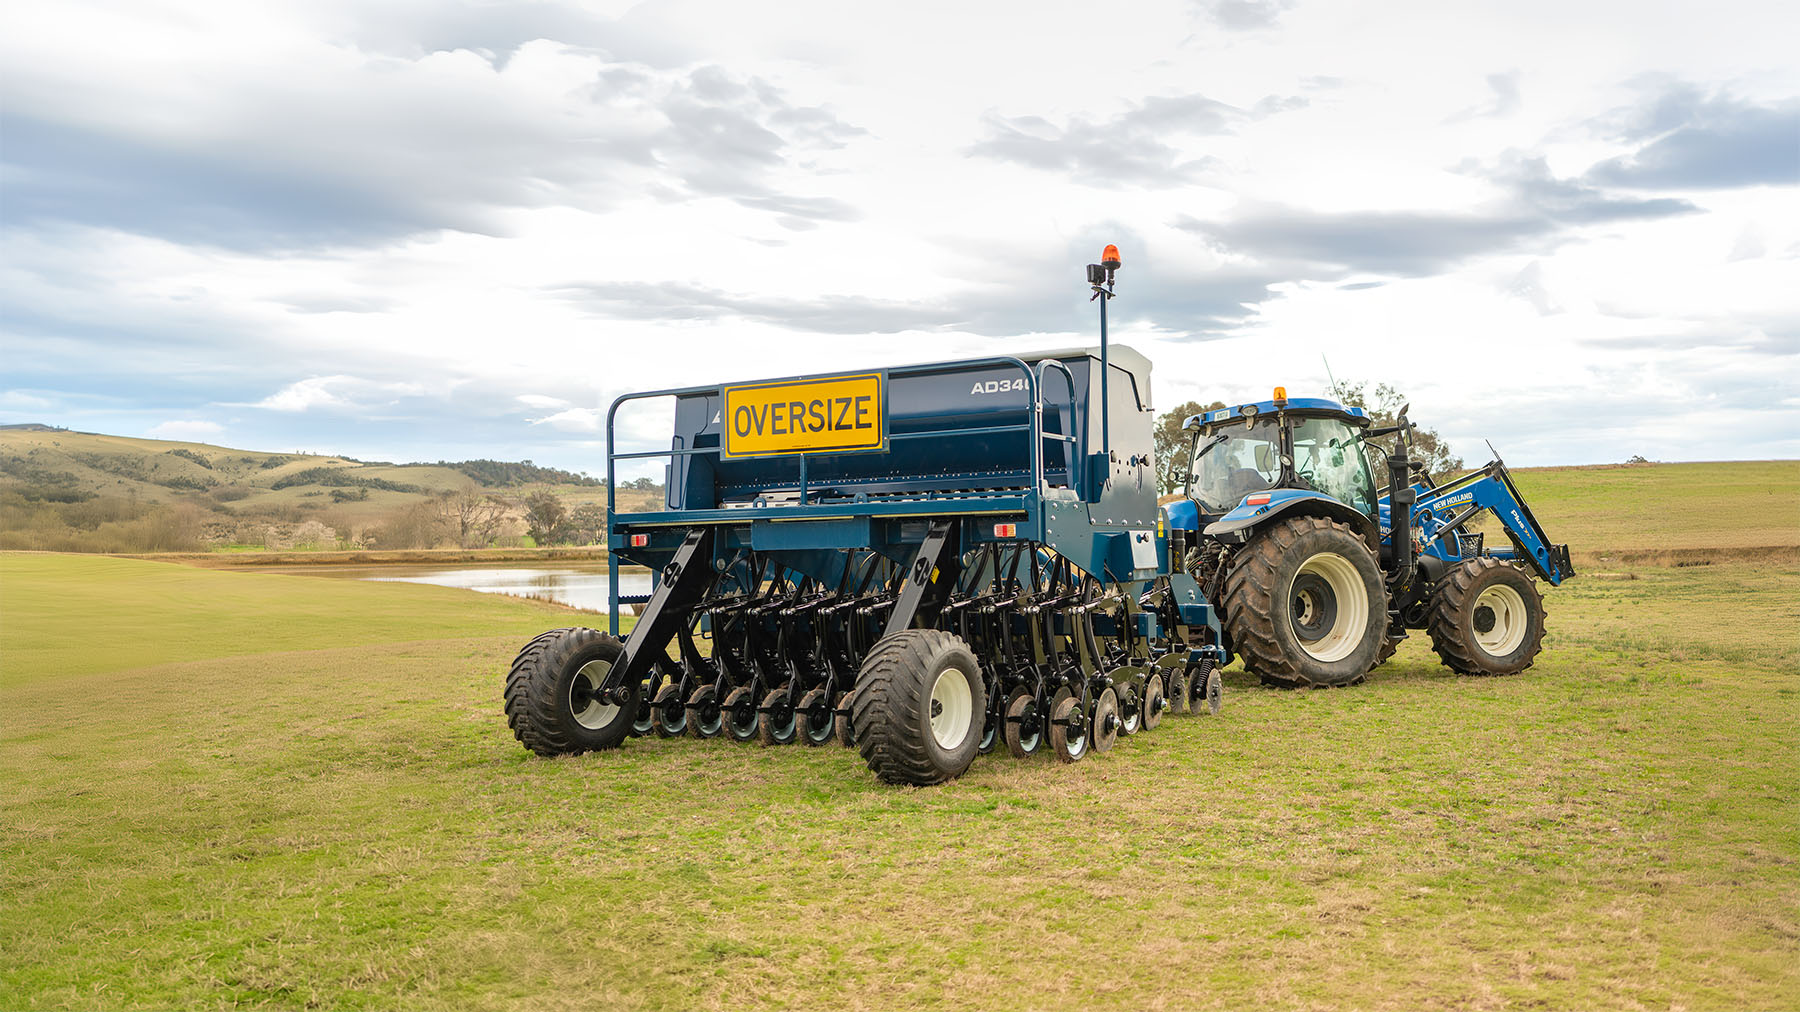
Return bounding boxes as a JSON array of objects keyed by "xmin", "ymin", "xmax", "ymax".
[
  {"xmin": 1427, "ymin": 558, "xmax": 1546, "ymax": 675},
  {"xmin": 723, "ymin": 686, "xmax": 760, "ymax": 742},
  {"xmin": 852, "ymin": 630, "xmax": 986, "ymax": 786},
  {"xmin": 686, "ymin": 685, "xmax": 724, "ymax": 739},
  {"xmin": 797, "ymin": 687, "xmax": 836, "ymax": 746},
  {"xmin": 1091, "ymin": 687, "xmax": 1120, "ymax": 753},
  {"xmin": 1142, "ymin": 672, "xmax": 1166, "ymax": 731},
  {"xmin": 1048, "ymin": 691, "xmax": 1088, "ymax": 764},
  {"xmin": 1222, "ymin": 516, "xmax": 1386, "ymax": 688},
  {"xmin": 651, "ymin": 683, "xmax": 688, "ymax": 738},
  {"xmin": 1003, "ymin": 688, "xmax": 1043, "ymax": 758},
  {"xmin": 503, "ymin": 627, "xmax": 635, "ymax": 757},
  {"xmin": 758, "ymin": 688, "xmax": 798, "ymax": 746},
  {"xmin": 833, "ymin": 687, "xmax": 858, "ymax": 748}
]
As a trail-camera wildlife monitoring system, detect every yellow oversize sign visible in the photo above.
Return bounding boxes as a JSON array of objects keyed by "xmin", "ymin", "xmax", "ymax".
[{"xmin": 722, "ymin": 373, "xmax": 885, "ymax": 458}]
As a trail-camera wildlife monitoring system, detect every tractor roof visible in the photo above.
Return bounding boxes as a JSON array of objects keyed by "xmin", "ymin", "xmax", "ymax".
[{"xmin": 1182, "ymin": 397, "xmax": 1369, "ymax": 431}]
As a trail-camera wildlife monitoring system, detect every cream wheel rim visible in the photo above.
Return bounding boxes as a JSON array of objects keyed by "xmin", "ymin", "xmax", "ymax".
[
  {"xmin": 569, "ymin": 659, "xmax": 620, "ymax": 729},
  {"xmin": 1291, "ymin": 552, "xmax": 1369, "ymax": 663},
  {"xmin": 1472, "ymin": 584, "xmax": 1529, "ymax": 656},
  {"xmin": 929, "ymin": 668, "xmax": 973, "ymax": 750}
]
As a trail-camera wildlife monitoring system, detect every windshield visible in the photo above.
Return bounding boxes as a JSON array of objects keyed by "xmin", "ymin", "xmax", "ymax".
[
  {"xmin": 1291, "ymin": 416, "xmax": 1376, "ymax": 515},
  {"xmin": 1190, "ymin": 418, "xmax": 1282, "ymax": 512}
]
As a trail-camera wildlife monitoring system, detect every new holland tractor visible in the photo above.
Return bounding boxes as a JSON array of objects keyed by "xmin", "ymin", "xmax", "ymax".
[
  {"xmin": 1165, "ymin": 390, "xmax": 1575, "ymax": 688},
  {"xmin": 505, "ymin": 247, "xmax": 1232, "ymax": 784}
]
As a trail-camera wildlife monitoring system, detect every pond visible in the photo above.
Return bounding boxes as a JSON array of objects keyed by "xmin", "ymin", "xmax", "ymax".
[{"xmin": 260, "ymin": 563, "xmax": 652, "ymax": 613}]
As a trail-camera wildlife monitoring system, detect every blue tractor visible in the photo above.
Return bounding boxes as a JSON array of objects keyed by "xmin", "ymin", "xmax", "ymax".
[{"xmin": 1164, "ymin": 393, "xmax": 1575, "ymax": 687}]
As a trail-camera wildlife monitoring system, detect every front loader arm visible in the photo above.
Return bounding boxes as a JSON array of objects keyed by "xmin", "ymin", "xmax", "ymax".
[{"xmin": 1413, "ymin": 461, "xmax": 1574, "ymax": 585}]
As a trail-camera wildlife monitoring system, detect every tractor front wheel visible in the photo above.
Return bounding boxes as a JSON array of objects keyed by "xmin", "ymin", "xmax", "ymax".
[
  {"xmin": 1222, "ymin": 516, "xmax": 1387, "ymax": 688},
  {"xmin": 1426, "ymin": 558, "xmax": 1546, "ymax": 675}
]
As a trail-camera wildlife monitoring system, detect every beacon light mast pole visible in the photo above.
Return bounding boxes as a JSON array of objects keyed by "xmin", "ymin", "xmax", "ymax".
[{"xmin": 1087, "ymin": 244, "xmax": 1121, "ymax": 498}]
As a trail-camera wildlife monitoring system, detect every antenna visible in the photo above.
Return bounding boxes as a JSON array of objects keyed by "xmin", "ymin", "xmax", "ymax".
[{"xmin": 1321, "ymin": 354, "xmax": 1340, "ymax": 399}]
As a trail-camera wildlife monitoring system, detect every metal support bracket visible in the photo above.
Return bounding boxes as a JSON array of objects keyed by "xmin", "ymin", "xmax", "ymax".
[
  {"xmin": 882, "ymin": 520, "xmax": 961, "ymax": 637},
  {"xmin": 602, "ymin": 526, "xmax": 717, "ymax": 699}
]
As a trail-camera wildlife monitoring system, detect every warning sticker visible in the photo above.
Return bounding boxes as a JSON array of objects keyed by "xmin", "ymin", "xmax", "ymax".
[{"xmin": 722, "ymin": 372, "xmax": 885, "ymax": 458}]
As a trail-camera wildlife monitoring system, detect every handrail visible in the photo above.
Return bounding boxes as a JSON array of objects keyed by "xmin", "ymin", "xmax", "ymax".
[
  {"xmin": 1034, "ymin": 359, "xmax": 1084, "ymax": 493},
  {"xmin": 605, "ymin": 355, "xmax": 1049, "ymax": 520}
]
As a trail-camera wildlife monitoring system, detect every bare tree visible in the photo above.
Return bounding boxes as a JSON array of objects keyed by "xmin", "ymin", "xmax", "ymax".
[
  {"xmin": 1329, "ymin": 380, "xmax": 1465, "ymax": 479},
  {"xmin": 1154, "ymin": 399, "xmax": 1226, "ymax": 495},
  {"xmin": 437, "ymin": 492, "xmax": 508, "ymax": 548}
]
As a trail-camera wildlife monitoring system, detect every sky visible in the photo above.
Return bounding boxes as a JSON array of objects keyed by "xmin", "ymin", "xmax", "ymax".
[{"xmin": 3, "ymin": 0, "xmax": 1797, "ymax": 479}]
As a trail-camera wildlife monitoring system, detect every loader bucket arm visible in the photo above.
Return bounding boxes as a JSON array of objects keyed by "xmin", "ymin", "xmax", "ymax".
[{"xmin": 1413, "ymin": 461, "xmax": 1574, "ymax": 585}]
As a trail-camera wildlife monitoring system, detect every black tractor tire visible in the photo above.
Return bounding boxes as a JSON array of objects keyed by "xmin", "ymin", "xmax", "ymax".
[
  {"xmin": 1427, "ymin": 558, "xmax": 1547, "ymax": 675},
  {"xmin": 1373, "ymin": 633, "xmax": 1402, "ymax": 667},
  {"xmin": 1221, "ymin": 516, "xmax": 1387, "ymax": 688},
  {"xmin": 504, "ymin": 627, "xmax": 636, "ymax": 757},
  {"xmin": 851, "ymin": 630, "xmax": 986, "ymax": 786}
]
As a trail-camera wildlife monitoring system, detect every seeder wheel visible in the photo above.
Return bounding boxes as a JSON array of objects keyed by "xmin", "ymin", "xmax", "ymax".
[
  {"xmin": 833, "ymin": 687, "xmax": 857, "ymax": 747},
  {"xmin": 685, "ymin": 684, "xmax": 724, "ymax": 739},
  {"xmin": 1048, "ymin": 690, "xmax": 1088, "ymax": 763},
  {"xmin": 1116, "ymin": 679, "xmax": 1142, "ymax": 735},
  {"xmin": 1155, "ymin": 654, "xmax": 1188, "ymax": 716},
  {"xmin": 796, "ymin": 687, "xmax": 836, "ymax": 746},
  {"xmin": 723, "ymin": 686, "xmax": 760, "ymax": 742},
  {"xmin": 1142, "ymin": 673, "xmax": 1166, "ymax": 731},
  {"xmin": 1091, "ymin": 686, "xmax": 1120, "ymax": 753},
  {"xmin": 757, "ymin": 688, "xmax": 798, "ymax": 746},
  {"xmin": 651, "ymin": 683, "xmax": 688, "ymax": 738},
  {"xmin": 503, "ymin": 627, "xmax": 635, "ymax": 757},
  {"xmin": 1003, "ymin": 688, "xmax": 1042, "ymax": 758}
]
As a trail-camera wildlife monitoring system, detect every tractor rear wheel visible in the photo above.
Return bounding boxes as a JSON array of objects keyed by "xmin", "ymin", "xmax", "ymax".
[
  {"xmin": 1427, "ymin": 558, "xmax": 1546, "ymax": 675},
  {"xmin": 852, "ymin": 630, "xmax": 986, "ymax": 786},
  {"xmin": 504, "ymin": 627, "xmax": 636, "ymax": 757},
  {"xmin": 1222, "ymin": 516, "xmax": 1386, "ymax": 688}
]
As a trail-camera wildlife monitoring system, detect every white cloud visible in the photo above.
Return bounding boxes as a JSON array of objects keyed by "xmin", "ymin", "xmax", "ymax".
[
  {"xmin": 530, "ymin": 407, "xmax": 604, "ymax": 432},
  {"xmin": 146, "ymin": 419, "xmax": 224, "ymax": 441},
  {"xmin": 0, "ymin": 390, "xmax": 55, "ymax": 413},
  {"xmin": 0, "ymin": 0, "xmax": 1794, "ymax": 469}
]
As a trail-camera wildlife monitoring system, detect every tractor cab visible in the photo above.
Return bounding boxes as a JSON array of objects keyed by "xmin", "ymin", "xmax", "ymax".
[{"xmin": 1172, "ymin": 390, "xmax": 1378, "ymax": 539}]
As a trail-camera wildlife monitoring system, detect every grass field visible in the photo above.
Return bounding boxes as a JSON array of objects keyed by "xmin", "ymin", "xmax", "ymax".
[{"xmin": 3, "ymin": 461, "xmax": 1798, "ymax": 1010}]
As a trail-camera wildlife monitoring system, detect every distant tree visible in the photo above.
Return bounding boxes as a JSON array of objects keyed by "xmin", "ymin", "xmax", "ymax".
[
  {"xmin": 564, "ymin": 504, "xmax": 607, "ymax": 546},
  {"xmin": 438, "ymin": 492, "xmax": 508, "ymax": 548},
  {"xmin": 1329, "ymin": 380, "xmax": 1465, "ymax": 480},
  {"xmin": 524, "ymin": 491, "xmax": 569, "ymax": 546},
  {"xmin": 628, "ymin": 476, "xmax": 660, "ymax": 491},
  {"xmin": 1154, "ymin": 399, "xmax": 1227, "ymax": 495}
]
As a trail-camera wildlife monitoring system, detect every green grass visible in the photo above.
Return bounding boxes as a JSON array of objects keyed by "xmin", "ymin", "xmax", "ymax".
[
  {"xmin": 3, "ymin": 459, "xmax": 1799, "ymax": 1010},
  {"xmin": 1499, "ymin": 459, "xmax": 1800, "ymax": 556}
]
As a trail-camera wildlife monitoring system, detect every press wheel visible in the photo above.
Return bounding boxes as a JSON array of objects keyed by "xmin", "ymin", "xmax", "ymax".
[
  {"xmin": 685, "ymin": 684, "xmax": 723, "ymax": 739},
  {"xmin": 1091, "ymin": 686, "xmax": 1120, "ymax": 753},
  {"xmin": 1003, "ymin": 687, "xmax": 1042, "ymax": 758},
  {"xmin": 797, "ymin": 687, "xmax": 836, "ymax": 747},
  {"xmin": 1141, "ymin": 672, "xmax": 1166, "ymax": 731},
  {"xmin": 651, "ymin": 683, "xmax": 688, "ymax": 738},
  {"xmin": 1047, "ymin": 690, "xmax": 1088, "ymax": 764},
  {"xmin": 723, "ymin": 686, "xmax": 760, "ymax": 742},
  {"xmin": 758, "ymin": 687, "xmax": 798, "ymax": 746}
]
